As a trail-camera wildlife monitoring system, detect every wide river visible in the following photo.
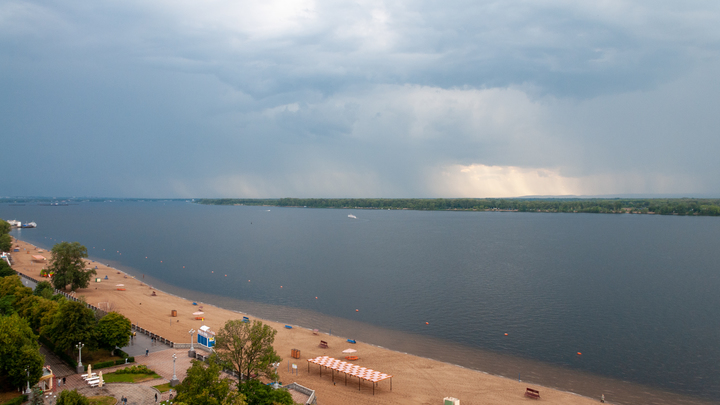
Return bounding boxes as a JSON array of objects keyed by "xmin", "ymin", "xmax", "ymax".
[{"xmin": 4, "ymin": 201, "xmax": 719, "ymax": 404}]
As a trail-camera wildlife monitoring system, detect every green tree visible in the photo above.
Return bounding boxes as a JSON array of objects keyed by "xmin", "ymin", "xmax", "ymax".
[
  {"xmin": 42, "ymin": 300, "xmax": 97, "ymax": 353},
  {"xmin": 49, "ymin": 242, "xmax": 96, "ymax": 291},
  {"xmin": 19, "ymin": 295, "xmax": 60, "ymax": 332},
  {"xmin": 57, "ymin": 389, "xmax": 90, "ymax": 405},
  {"xmin": 0, "ymin": 234, "xmax": 11, "ymax": 253},
  {"xmin": 215, "ymin": 320, "xmax": 282, "ymax": 383},
  {"xmin": 0, "ymin": 314, "xmax": 45, "ymax": 389},
  {"xmin": 33, "ymin": 281, "xmax": 55, "ymax": 299},
  {"xmin": 0, "ymin": 259, "xmax": 14, "ymax": 277},
  {"xmin": 0, "ymin": 275, "xmax": 32, "ymax": 315},
  {"xmin": 175, "ymin": 357, "xmax": 247, "ymax": 405},
  {"xmin": 96, "ymin": 312, "xmax": 132, "ymax": 354},
  {"xmin": 237, "ymin": 379, "xmax": 294, "ymax": 405},
  {"xmin": 0, "ymin": 220, "xmax": 11, "ymax": 252},
  {"xmin": 0, "ymin": 219, "xmax": 10, "ymax": 235}
]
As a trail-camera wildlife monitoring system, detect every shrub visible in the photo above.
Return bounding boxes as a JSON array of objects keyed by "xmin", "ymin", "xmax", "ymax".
[
  {"xmin": 114, "ymin": 364, "xmax": 153, "ymax": 374},
  {"xmin": 89, "ymin": 360, "xmax": 115, "ymax": 370}
]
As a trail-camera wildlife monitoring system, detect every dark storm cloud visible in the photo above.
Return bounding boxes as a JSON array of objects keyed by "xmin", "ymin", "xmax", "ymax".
[{"xmin": 2, "ymin": 0, "xmax": 720, "ymax": 197}]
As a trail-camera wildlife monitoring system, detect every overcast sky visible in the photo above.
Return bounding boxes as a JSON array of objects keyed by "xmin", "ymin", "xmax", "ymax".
[{"xmin": 2, "ymin": 0, "xmax": 719, "ymax": 198}]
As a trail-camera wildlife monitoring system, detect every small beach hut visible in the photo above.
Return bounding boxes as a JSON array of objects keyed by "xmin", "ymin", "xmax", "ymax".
[{"xmin": 197, "ymin": 325, "xmax": 216, "ymax": 348}]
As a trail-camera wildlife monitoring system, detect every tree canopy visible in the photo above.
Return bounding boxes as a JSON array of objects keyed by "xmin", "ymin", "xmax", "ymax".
[
  {"xmin": 33, "ymin": 281, "xmax": 55, "ymax": 299},
  {"xmin": 214, "ymin": 319, "xmax": 281, "ymax": 383},
  {"xmin": 42, "ymin": 300, "xmax": 97, "ymax": 353},
  {"xmin": 96, "ymin": 311, "xmax": 132, "ymax": 354},
  {"xmin": 0, "ymin": 314, "xmax": 45, "ymax": 389},
  {"xmin": 0, "ymin": 258, "xmax": 14, "ymax": 277},
  {"xmin": 56, "ymin": 389, "xmax": 90, "ymax": 405},
  {"xmin": 237, "ymin": 379, "xmax": 294, "ymax": 405},
  {"xmin": 175, "ymin": 357, "xmax": 247, "ymax": 405},
  {"xmin": 49, "ymin": 242, "xmax": 96, "ymax": 291},
  {"xmin": 0, "ymin": 220, "xmax": 11, "ymax": 252}
]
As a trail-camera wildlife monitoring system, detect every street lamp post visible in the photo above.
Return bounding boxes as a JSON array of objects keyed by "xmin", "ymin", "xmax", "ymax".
[
  {"xmin": 25, "ymin": 368, "xmax": 31, "ymax": 394},
  {"xmin": 75, "ymin": 342, "xmax": 85, "ymax": 374},
  {"xmin": 169, "ymin": 353, "xmax": 180, "ymax": 387},
  {"xmin": 188, "ymin": 329, "xmax": 196, "ymax": 358}
]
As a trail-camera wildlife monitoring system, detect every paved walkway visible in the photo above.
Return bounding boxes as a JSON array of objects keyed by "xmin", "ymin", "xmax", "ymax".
[
  {"xmin": 40, "ymin": 346, "xmax": 74, "ymax": 378},
  {"xmin": 122, "ymin": 331, "xmax": 172, "ymax": 357},
  {"xmin": 41, "ymin": 348, "xmax": 196, "ymax": 404}
]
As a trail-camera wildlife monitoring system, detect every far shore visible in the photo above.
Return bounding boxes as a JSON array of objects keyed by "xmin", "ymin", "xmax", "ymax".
[{"xmin": 9, "ymin": 237, "xmax": 712, "ymax": 405}]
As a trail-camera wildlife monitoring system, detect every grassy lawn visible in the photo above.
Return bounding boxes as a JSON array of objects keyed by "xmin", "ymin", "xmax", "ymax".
[
  {"xmin": 153, "ymin": 382, "xmax": 172, "ymax": 393},
  {"xmin": 102, "ymin": 372, "xmax": 161, "ymax": 383},
  {"xmin": 88, "ymin": 396, "xmax": 115, "ymax": 405}
]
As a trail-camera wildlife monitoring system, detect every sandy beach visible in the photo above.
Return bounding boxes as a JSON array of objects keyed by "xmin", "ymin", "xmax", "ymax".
[{"xmin": 10, "ymin": 237, "xmax": 609, "ymax": 405}]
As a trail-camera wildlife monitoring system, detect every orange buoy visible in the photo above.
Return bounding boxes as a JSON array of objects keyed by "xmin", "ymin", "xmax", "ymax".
[
  {"xmin": 504, "ymin": 333, "xmax": 508, "ymax": 336},
  {"xmin": 577, "ymin": 352, "xmax": 582, "ymax": 355},
  {"xmin": 315, "ymin": 297, "xmax": 318, "ymax": 299},
  {"xmin": 183, "ymin": 266, "xmax": 185, "ymax": 268},
  {"xmin": 280, "ymin": 286, "xmax": 283, "ymax": 288},
  {"xmin": 211, "ymin": 271, "xmax": 214, "ymax": 273},
  {"xmin": 425, "ymin": 322, "xmax": 429, "ymax": 325},
  {"xmin": 225, "ymin": 274, "xmax": 227, "ymax": 277},
  {"xmin": 356, "ymin": 309, "xmax": 359, "ymax": 312}
]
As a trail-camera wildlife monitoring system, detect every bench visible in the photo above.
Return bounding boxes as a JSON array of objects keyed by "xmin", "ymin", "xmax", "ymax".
[
  {"xmin": 525, "ymin": 388, "xmax": 540, "ymax": 399},
  {"xmin": 319, "ymin": 340, "xmax": 328, "ymax": 349}
]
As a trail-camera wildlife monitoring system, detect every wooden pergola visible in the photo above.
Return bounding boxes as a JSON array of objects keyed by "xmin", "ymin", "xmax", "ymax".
[{"xmin": 307, "ymin": 356, "xmax": 393, "ymax": 395}]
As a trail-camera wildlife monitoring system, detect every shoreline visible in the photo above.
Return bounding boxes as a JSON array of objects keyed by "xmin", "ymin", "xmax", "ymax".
[{"xmin": 9, "ymin": 236, "xmax": 713, "ymax": 405}]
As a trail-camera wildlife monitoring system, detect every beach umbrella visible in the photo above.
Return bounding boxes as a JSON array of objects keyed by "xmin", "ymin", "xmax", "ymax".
[
  {"xmin": 342, "ymin": 349, "xmax": 357, "ymax": 354},
  {"xmin": 98, "ymin": 371, "xmax": 103, "ymax": 388},
  {"xmin": 192, "ymin": 311, "xmax": 204, "ymax": 316}
]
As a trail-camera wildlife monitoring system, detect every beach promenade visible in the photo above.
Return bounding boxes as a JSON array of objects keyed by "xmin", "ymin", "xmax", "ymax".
[{"xmin": 12, "ymin": 238, "xmax": 610, "ymax": 405}]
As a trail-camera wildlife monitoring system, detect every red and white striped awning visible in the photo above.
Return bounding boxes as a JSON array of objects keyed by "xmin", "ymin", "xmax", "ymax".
[{"xmin": 307, "ymin": 356, "xmax": 393, "ymax": 394}]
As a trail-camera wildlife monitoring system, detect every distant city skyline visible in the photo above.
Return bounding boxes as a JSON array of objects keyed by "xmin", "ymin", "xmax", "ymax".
[{"xmin": 3, "ymin": 1, "xmax": 719, "ymax": 198}]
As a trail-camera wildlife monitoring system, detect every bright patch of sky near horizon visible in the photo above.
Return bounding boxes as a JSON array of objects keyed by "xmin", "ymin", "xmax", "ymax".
[{"xmin": 1, "ymin": 0, "xmax": 719, "ymax": 198}]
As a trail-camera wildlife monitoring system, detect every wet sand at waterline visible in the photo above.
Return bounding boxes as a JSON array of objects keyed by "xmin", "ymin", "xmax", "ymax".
[{"xmin": 7, "ymin": 238, "xmax": 642, "ymax": 404}]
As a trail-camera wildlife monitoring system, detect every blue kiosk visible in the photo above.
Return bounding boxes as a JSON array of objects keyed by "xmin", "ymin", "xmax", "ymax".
[{"xmin": 198, "ymin": 325, "xmax": 216, "ymax": 348}]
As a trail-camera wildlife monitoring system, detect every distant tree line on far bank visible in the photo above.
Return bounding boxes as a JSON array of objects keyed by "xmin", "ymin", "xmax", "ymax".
[{"xmin": 197, "ymin": 198, "xmax": 720, "ymax": 216}]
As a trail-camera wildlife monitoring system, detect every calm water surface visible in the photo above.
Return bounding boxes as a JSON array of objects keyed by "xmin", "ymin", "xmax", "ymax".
[{"xmin": 4, "ymin": 202, "xmax": 719, "ymax": 404}]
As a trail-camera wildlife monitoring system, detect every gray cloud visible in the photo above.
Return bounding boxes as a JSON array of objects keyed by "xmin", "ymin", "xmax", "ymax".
[{"xmin": 2, "ymin": 0, "xmax": 720, "ymax": 197}]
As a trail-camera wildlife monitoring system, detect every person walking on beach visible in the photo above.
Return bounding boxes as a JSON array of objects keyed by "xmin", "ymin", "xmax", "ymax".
[{"xmin": 146, "ymin": 348, "xmax": 149, "ymax": 356}]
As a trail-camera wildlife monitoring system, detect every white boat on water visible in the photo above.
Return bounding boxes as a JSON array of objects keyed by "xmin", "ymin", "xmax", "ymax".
[
  {"xmin": 348, "ymin": 214, "xmax": 357, "ymax": 219},
  {"xmin": 6, "ymin": 220, "xmax": 21, "ymax": 227},
  {"xmin": 21, "ymin": 222, "xmax": 37, "ymax": 228}
]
